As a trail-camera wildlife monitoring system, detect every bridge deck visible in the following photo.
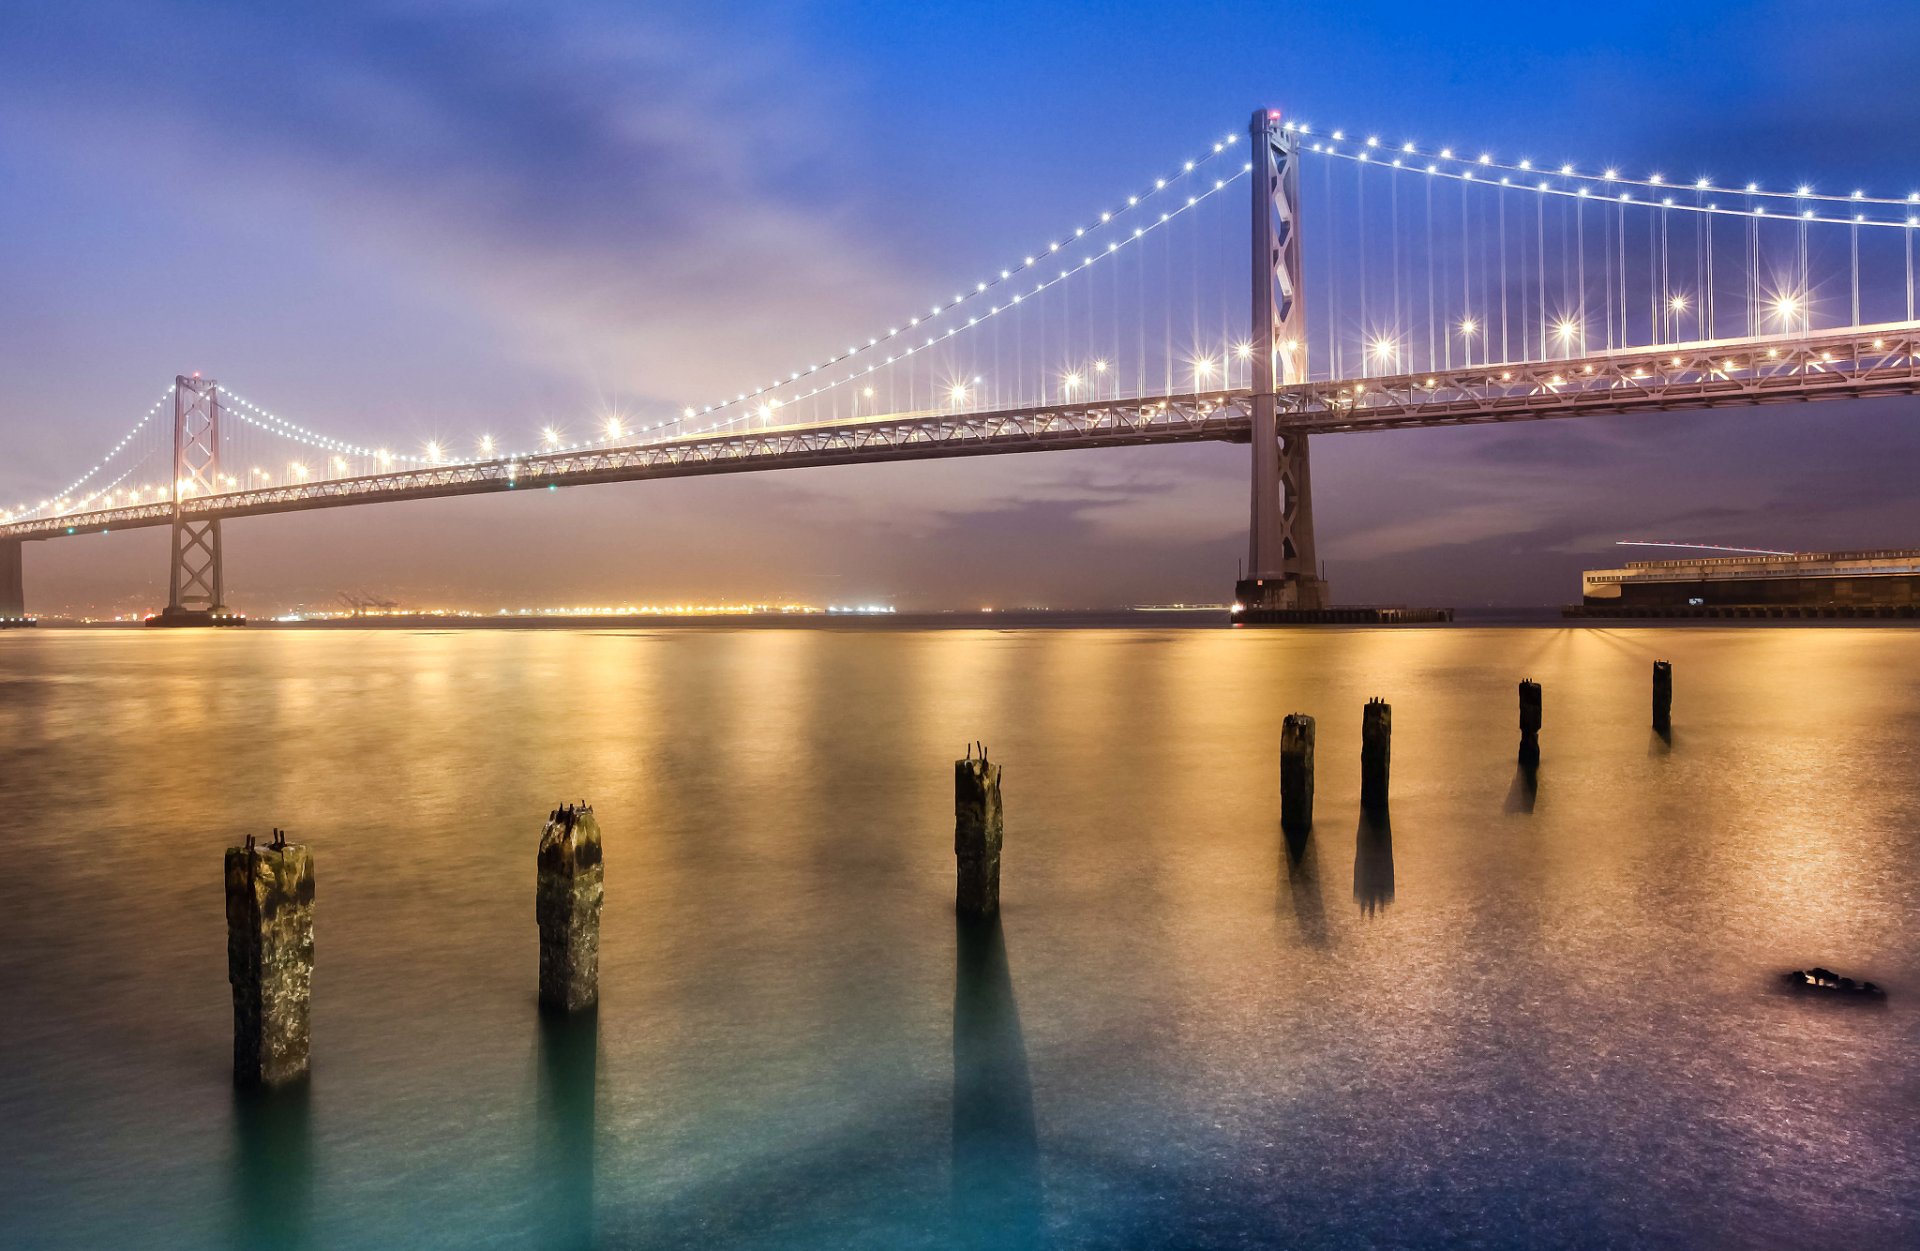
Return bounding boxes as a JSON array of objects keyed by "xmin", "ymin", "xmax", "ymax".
[{"xmin": 6, "ymin": 323, "xmax": 1917, "ymax": 543}]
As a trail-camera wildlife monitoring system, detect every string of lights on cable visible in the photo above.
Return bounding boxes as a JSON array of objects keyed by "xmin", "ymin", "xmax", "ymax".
[
  {"xmin": 8, "ymin": 387, "xmax": 174, "ymax": 520},
  {"xmin": 1289, "ymin": 122, "xmax": 1920, "ymax": 225},
  {"xmin": 650, "ymin": 130, "xmax": 1254, "ymax": 440}
]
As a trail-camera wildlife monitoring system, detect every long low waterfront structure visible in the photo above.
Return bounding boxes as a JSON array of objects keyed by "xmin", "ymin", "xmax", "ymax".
[{"xmin": 1571, "ymin": 549, "xmax": 1920, "ymax": 618}]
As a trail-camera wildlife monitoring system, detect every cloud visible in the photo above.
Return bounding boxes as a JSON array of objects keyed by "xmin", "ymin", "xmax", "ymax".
[{"xmin": 0, "ymin": 0, "xmax": 917, "ymax": 404}]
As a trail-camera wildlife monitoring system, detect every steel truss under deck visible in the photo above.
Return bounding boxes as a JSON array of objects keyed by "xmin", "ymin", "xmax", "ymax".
[{"xmin": 7, "ymin": 324, "xmax": 1919, "ymax": 546}]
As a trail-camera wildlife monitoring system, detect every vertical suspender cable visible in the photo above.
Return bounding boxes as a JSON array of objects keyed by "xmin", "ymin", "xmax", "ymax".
[
  {"xmin": 1426, "ymin": 173, "xmax": 1437, "ymax": 372},
  {"xmin": 1660, "ymin": 205, "xmax": 1670, "ymax": 342},
  {"xmin": 1908, "ymin": 221, "xmax": 1916, "ymax": 323},
  {"xmin": 1616, "ymin": 204, "xmax": 1627, "ymax": 347},
  {"xmin": 1357, "ymin": 160, "xmax": 1369, "ymax": 371},
  {"xmin": 1535, "ymin": 191, "xmax": 1546, "ymax": 361},
  {"xmin": 1703, "ymin": 191, "xmax": 1715, "ymax": 340},
  {"xmin": 1327, "ymin": 158, "xmax": 1341, "ymax": 380},
  {"xmin": 1390, "ymin": 165, "xmax": 1402, "ymax": 368},
  {"xmin": 1498, "ymin": 185, "xmax": 1509, "ymax": 362},
  {"xmin": 1850, "ymin": 219, "xmax": 1860, "ymax": 328},
  {"xmin": 1460, "ymin": 175, "xmax": 1471, "ymax": 366}
]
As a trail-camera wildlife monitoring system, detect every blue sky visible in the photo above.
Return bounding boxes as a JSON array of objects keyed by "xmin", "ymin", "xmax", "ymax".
[{"xmin": 3, "ymin": 1, "xmax": 1919, "ymax": 611}]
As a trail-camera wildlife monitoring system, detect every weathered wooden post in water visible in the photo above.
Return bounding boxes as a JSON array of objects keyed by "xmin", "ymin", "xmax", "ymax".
[
  {"xmin": 1361, "ymin": 699, "xmax": 1391, "ymax": 813},
  {"xmin": 1281, "ymin": 714, "xmax": 1315, "ymax": 836},
  {"xmin": 955, "ymin": 743, "xmax": 1003, "ymax": 916},
  {"xmin": 537, "ymin": 804, "xmax": 603, "ymax": 1013},
  {"xmin": 1519, "ymin": 680, "xmax": 1542, "ymax": 768},
  {"xmin": 225, "ymin": 830, "xmax": 315, "ymax": 1087},
  {"xmin": 1653, "ymin": 661, "xmax": 1673, "ymax": 734}
]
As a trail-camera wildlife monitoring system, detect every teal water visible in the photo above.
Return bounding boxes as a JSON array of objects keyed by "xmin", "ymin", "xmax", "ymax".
[{"xmin": 0, "ymin": 626, "xmax": 1915, "ymax": 1249}]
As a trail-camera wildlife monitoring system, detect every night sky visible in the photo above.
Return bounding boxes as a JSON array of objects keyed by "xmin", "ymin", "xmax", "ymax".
[{"xmin": 4, "ymin": 1, "xmax": 1919, "ymax": 613}]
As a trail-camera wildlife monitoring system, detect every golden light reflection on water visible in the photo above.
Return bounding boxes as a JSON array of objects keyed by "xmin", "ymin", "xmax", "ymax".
[{"xmin": 0, "ymin": 625, "xmax": 1916, "ymax": 1249}]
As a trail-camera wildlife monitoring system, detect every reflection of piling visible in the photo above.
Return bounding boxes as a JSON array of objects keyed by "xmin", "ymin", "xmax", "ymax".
[
  {"xmin": 1353, "ymin": 810, "xmax": 1395, "ymax": 915},
  {"xmin": 225, "ymin": 831, "xmax": 315, "ymax": 1087},
  {"xmin": 955, "ymin": 745, "xmax": 1003, "ymax": 916},
  {"xmin": 1653, "ymin": 660, "xmax": 1673, "ymax": 734},
  {"xmin": 229, "ymin": 1084, "xmax": 313, "ymax": 1250},
  {"xmin": 537, "ymin": 804, "xmax": 603, "ymax": 1013},
  {"xmin": 1280, "ymin": 713, "xmax": 1315, "ymax": 837},
  {"xmin": 953, "ymin": 915, "xmax": 1041, "ymax": 1248},
  {"xmin": 1518, "ymin": 679, "xmax": 1542, "ymax": 768},
  {"xmin": 1361, "ymin": 699, "xmax": 1391, "ymax": 813},
  {"xmin": 535, "ymin": 1011, "xmax": 599, "ymax": 1250}
]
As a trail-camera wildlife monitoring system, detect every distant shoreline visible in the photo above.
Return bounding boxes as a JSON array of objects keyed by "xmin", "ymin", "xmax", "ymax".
[{"xmin": 22, "ymin": 606, "xmax": 1920, "ymax": 631}]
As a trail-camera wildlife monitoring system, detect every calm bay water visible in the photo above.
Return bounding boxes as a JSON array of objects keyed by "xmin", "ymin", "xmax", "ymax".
[{"xmin": 0, "ymin": 625, "xmax": 1915, "ymax": 1249}]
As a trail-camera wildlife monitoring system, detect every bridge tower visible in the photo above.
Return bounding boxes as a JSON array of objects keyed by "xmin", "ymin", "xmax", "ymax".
[
  {"xmin": 151, "ymin": 375, "xmax": 238, "ymax": 626},
  {"xmin": 1236, "ymin": 108, "xmax": 1327, "ymax": 617}
]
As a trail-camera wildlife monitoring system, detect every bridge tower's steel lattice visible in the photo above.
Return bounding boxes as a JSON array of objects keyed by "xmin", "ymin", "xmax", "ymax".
[
  {"xmin": 1239, "ymin": 107, "xmax": 1327, "ymax": 612},
  {"xmin": 161, "ymin": 375, "xmax": 227, "ymax": 619}
]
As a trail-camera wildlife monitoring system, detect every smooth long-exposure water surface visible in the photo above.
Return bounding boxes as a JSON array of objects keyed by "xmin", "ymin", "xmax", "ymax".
[{"xmin": 0, "ymin": 626, "xmax": 1915, "ymax": 1249}]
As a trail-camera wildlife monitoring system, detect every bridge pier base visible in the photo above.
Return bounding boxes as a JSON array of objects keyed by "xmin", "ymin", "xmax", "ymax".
[
  {"xmin": 0, "ymin": 539, "xmax": 28, "ymax": 626},
  {"xmin": 537, "ymin": 804, "xmax": 603, "ymax": 1014},
  {"xmin": 225, "ymin": 832, "xmax": 316, "ymax": 1087}
]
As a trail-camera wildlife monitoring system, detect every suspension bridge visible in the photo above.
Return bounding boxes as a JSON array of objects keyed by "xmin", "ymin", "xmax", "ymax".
[{"xmin": 3, "ymin": 109, "xmax": 1917, "ymax": 625}]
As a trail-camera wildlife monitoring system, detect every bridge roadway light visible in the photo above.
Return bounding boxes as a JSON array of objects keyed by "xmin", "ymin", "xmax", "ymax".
[
  {"xmin": 426, "ymin": 441, "xmax": 442, "ymax": 463},
  {"xmin": 604, "ymin": 418, "xmax": 622, "ymax": 442},
  {"xmin": 480, "ymin": 435, "xmax": 494, "ymax": 456},
  {"xmin": 542, "ymin": 427, "xmax": 559, "ymax": 448}
]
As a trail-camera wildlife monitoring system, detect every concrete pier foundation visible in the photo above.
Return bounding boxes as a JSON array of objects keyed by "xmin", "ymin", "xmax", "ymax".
[
  {"xmin": 1281, "ymin": 713, "xmax": 1315, "ymax": 837},
  {"xmin": 1361, "ymin": 699, "xmax": 1391, "ymax": 813},
  {"xmin": 537, "ymin": 804, "xmax": 603, "ymax": 1013},
  {"xmin": 1, "ymin": 538, "xmax": 25, "ymax": 623},
  {"xmin": 1519, "ymin": 680, "xmax": 1542, "ymax": 768},
  {"xmin": 225, "ymin": 831, "xmax": 315, "ymax": 1087},
  {"xmin": 955, "ymin": 745, "xmax": 1003, "ymax": 916},
  {"xmin": 1653, "ymin": 660, "xmax": 1673, "ymax": 734}
]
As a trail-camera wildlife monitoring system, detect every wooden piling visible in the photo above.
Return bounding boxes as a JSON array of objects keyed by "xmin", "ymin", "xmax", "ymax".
[
  {"xmin": 1281, "ymin": 714, "xmax": 1315, "ymax": 836},
  {"xmin": 225, "ymin": 830, "xmax": 315, "ymax": 1087},
  {"xmin": 537, "ymin": 804, "xmax": 603, "ymax": 1013},
  {"xmin": 1361, "ymin": 699, "xmax": 1391, "ymax": 813},
  {"xmin": 1653, "ymin": 660, "xmax": 1673, "ymax": 733},
  {"xmin": 1519, "ymin": 679, "xmax": 1542, "ymax": 768},
  {"xmin": 955, "ymin": 744, "xmax": 1003, "ymax": 916}
]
